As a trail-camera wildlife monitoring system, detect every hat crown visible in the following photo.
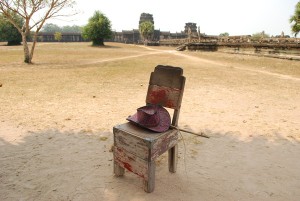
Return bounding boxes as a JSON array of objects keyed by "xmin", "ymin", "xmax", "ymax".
[
  {"xmin": 137, "ymin": 105, "xmax": 160, "ymax": 127},
  {"xmin": 126, "ymin": 104, "xmax": 171, "ymax": 132}
]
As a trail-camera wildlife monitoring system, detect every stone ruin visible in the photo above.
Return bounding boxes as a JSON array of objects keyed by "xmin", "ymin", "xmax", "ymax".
[
  {"xmin": 139, "ymin": 13, "xmax": 154, "ymax": 26},
  {"xmin": 184, "ymin": 22, "xmax": 198, "ymax": 38},
  {"xmin": 34, "ymin": 12, "xmax": 300, "ymax": 55}
]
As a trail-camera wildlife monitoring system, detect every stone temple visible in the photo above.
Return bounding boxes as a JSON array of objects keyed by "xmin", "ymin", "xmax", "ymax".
[{"xmin": 139, "ymin": 13, "xmax": 154, "ymax": 26}]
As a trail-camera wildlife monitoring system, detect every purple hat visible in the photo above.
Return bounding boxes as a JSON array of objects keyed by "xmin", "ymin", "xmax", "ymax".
[{"xmin": 126, "ymin": 105, "xmax": 171, "ymax": 132}]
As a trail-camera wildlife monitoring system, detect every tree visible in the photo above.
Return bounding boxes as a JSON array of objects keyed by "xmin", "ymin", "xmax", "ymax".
[
  {"xmin": 290, "ymin": 1, "xmax": 300, "ymax": 37},
  {"xmin": 82, "ymin": 11, "xmax": 112, "ymax": 46},
  {"xmin": 219, "ymin": 32, "xmax": 229, "ymax": 37},
  {"xmin": 42, "ymin": 24, "xmax": 82, "ymax": 33},
  {"xmin": 54, "ymin": 32, "xmax": 62, "ymax": 41},
  {"xmin": 42, "ymin": 23, "xmax": 62, "ymax": 33},
  {"xmin": 251, "ymin": 31, "xmax": 270, "ymax": 41},
  {"xmin": 0, "ymin": 0, "xmax": 76, "ymax": 63},
  {"xmin": 62, "ymin": 25, "xmax": 82, "ymax": 33},
  {"xmin": 139, "ymin": 21, "xmax": 154, "ymax": 42},
  {"xmin": 0, "ymin": 12, "xmax": 23, "ymax": 45}
]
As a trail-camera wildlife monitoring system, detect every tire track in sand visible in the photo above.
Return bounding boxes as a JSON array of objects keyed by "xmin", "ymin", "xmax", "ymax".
[
  {"xmin": 142, "ymin": 46, "xmax": 300, "ymax": 82},
  {"xmin": 80, "ymin": 45, "xmax": 300, "ymax": 82}
]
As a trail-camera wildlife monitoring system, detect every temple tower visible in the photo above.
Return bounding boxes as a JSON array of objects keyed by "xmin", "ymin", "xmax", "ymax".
[
  {"xmin": 139, "ymin": 13, "xmax": 154, "ymax": 26},
  {"xmin": 184, "ymin": 23, "xmax": 197, "ymax": 36}
]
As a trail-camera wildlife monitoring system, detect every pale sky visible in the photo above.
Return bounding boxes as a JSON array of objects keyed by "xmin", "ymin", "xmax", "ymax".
[{"xmin": 49, "ymin": 0, "xmax": 299, "ymax": 37}]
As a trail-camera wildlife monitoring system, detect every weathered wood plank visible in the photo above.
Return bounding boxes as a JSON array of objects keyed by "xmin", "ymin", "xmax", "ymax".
[
  {"xmin": 146, "ymin": 85, "xmax": 182, "ymax": 109},
  {"xmin": 149, "ymin": 65, "xmax": 184, "ymax": 89},
  {"xmin": 151, "ymin": 129, "xmax": 178, "ymax": 160},
  {"xmin": 114, "ymin": 123, "xmax": 173, "ymax": 140},
  {"xmin": 114, "ymin": 146, "xmax": 149, "ymax": 180},
  {"xmin": 114, "ymin": 161, "xmax": 125, "ymax": 176},
  {"xmin": 143, "ymin": 161, "xmax": 155, "ymax": 193},
  {"xmin": 168, "ymin": 144, "xmax": 178, "ymax": 173},
  {"xmin": 114, "ymin": 126, "xmax": 149, "ymax": 160},
  {"xmin": 114, "ymin": 123, "xmax": 179, "ymax": 160}
]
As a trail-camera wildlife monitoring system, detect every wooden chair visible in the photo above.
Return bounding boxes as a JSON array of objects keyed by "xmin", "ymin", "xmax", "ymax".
[{"xmin": 113, "ymin": 65, "xmax": 185, "ymax": 193}]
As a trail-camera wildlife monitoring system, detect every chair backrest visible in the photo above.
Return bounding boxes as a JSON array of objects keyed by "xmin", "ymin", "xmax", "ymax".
[{"xmin": 146, "ymin": 65, "xmax": 185, "ymax": 127}]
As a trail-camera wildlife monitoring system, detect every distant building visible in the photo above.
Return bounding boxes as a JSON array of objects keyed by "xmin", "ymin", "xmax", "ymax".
[
  {"xmin": 33, "ymin": 13, "xmax": 200, "ymax": 44},
  {"xmin": 35, "ymin": 32, "xmax": 88, "ymax": 42},
  {"xmin": 184, "ymin": 22, "xmax": 198, "ymax": 36},
  {"xmin": 139, "ymin": 13, "xmax": 154, "ymax": 26},
  {"xmin": 113, "ymin": 29, "xmax": 140, "ymax": 43}
]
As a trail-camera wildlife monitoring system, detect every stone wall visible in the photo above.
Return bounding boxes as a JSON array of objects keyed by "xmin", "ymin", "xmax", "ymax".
[
  {"xmin": 139, "ymin": 13, "xmax": 154, "ymax": 25},
  {"xmin": 34, "ymin": 32, "xmax": 88, "ymax": 42}
]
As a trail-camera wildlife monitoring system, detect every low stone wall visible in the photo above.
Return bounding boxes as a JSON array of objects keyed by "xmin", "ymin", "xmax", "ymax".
[
  {"xmin": 34, "ymin": 32, "xmax": 89, "ymax": 42},
  {"xmin": 186, "ymin": 43, "xmax": 218, "ymax": 51},
  {"xmin": 160, "ymin": 36, "xmax": 300, "ymax": 49}
]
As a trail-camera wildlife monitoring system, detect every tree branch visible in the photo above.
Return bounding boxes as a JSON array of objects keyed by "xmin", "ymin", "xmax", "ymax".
[{"xmin": 1, "ymin": 0, "xmax": 77, "ymax": 63}]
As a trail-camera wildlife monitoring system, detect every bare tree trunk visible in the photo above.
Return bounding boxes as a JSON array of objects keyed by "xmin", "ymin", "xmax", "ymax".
[
  {"xmin": 92, "ymin": 38, "xmax": 104, "ymax": 46},
  {"xmin": 30, "ymin": 32, "xmax": 39, "ymax": 62},
  {"xmin": 21, "ymin": 32, "xmax": 31, "ymax": 63},
  {"xmin": 1, "ymin": 0, "xmax": 77, "ymax": 64}
]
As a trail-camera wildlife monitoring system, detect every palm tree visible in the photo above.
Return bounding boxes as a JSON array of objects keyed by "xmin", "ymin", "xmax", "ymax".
[
  {"xmin": 290, "ymin": 1, "xmax": 300, "ymax": 37},
  {"xmin": 139, "ymin": 21, "xmax": 154, "ymax": 44}
]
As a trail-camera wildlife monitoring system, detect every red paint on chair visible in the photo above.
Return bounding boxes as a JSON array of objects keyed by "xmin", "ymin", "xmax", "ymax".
[
  {"xmin": 148, "ymin": 89, "xmax": 175, "ymax": 108},
  {"xmin": 123, "ymin": 162, "xmax": 133, "ymax": 172}
]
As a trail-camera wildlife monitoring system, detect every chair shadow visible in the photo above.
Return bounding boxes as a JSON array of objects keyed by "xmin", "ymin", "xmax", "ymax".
[{"xmin": 0, "ymin": 129, "xmax": 299, "ymax": 201}]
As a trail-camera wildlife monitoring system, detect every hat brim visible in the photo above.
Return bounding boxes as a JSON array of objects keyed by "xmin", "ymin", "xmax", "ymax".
[{"xmin": 126, "ymin": 107, "xmax": 171, "ymax": 133}]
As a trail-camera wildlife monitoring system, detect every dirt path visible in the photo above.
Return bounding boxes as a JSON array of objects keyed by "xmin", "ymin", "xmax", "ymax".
[
  {"xmin": 144, "ymin": 46, "xmax": 300, "ymax": 82},
  {"xmin": 79, "ymin": 51, "xmax": 163, "ymax": 66}
]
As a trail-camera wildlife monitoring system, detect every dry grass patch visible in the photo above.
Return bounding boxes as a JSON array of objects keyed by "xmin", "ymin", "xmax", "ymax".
[{"xmin": 0, "ymin": 42, "xmax": 300, "ymax": 201}]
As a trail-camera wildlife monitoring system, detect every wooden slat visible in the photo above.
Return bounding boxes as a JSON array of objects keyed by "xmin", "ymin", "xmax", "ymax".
[
  {"xmin": 154, "ymin": 65, "xmax": 183, "ymax": 76},
  {"xmin": 114, "ymin": 127, "xmax": 149, "ymax": 160},
  {"xmin": 114, "ymin": 123, "xmax": 162, "ymax": 138},
  {"xmin": 146, "ymin": 85, "xmax": 182, "ymax": 109},
  {"xmin": 149, "ymin": 65, "xmax": 185, "ymax": 89},
  {"xmin": 150, "ymin": 129, "xmax": 178, "ymax": 160},
  {"xmin": 114, "ymin": 147, "xmax": 149, "ymax": 180},
  {"xmin": 114, "ymin": 162, "xmax": 125, "ymax": 176},
  {"xmin": 168, "ymin": 144, "xmax": 178, "ymax": 173},
  {"xmin": 143, "ymin": 161, "xmax": 155, "ymax": 193}
]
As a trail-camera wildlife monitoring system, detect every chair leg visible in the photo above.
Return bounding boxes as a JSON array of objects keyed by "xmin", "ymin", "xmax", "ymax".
[
  {"xmin": 114, "ymin": 161, "xmax": 125, "ymax": 176},
  {"xmin": 168, "ymin": 144, "xmax": 178, "ymax": 173},
  {"xmin": 143, "ymin": 161, "xmax": 156, "ymax": 193}
]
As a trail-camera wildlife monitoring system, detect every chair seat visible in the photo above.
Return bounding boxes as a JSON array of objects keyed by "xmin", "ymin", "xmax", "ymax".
[{"xmin": 113, "ymin": 122, "xmax": 178, "ymax": 161}]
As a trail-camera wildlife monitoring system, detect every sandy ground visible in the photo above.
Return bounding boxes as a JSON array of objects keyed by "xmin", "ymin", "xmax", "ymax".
[{"xmin": 0, "ymin": 42, "xmax": 300, "ymax": 201}]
